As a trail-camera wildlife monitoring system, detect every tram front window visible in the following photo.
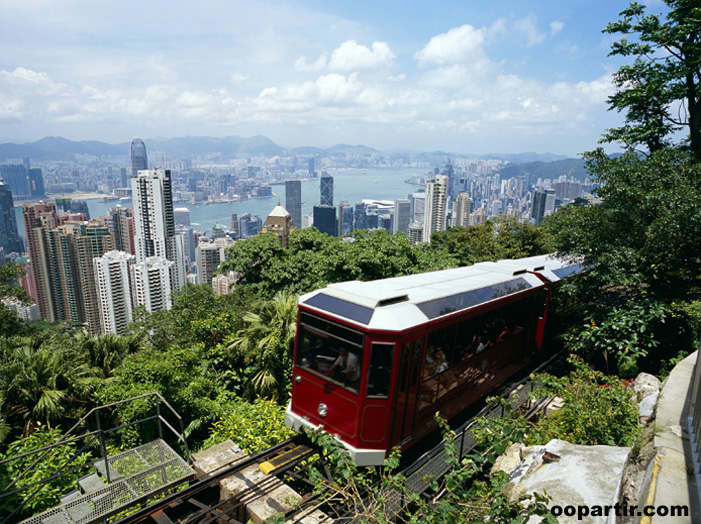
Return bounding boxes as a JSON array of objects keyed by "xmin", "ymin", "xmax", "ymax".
[{"xmin": 296, "ymin": 313, "xmax": 364, "ymax": 394}]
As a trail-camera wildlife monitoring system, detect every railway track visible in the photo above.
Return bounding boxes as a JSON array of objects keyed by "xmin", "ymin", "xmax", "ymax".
[{"xmin": 115, "ymin": 349, "xmax": 569, "ymax": 524}]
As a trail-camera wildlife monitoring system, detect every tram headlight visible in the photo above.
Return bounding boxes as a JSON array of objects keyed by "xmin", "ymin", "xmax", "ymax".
[
  {"xmin": 318, "ymin": 403, "xmax": 328, "ymax": 418},
  {"xmin": 295, "ymin": 375, "xmax": 301, "ymax": 384}
]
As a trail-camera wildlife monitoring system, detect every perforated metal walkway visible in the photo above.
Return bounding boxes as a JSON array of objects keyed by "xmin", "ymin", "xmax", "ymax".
[{"xmin": 21, "ymin": 439, "xmax": 194, "ymax": 524}]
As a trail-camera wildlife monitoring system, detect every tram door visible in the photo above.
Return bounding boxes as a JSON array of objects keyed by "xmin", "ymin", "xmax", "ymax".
[{"xmin": 390, "ymin": 338, "xmax": 423, "ymax": 447}]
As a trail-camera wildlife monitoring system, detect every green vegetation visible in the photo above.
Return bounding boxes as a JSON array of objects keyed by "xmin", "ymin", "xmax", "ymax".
[
  {"xmin": 472, "ymin": 357, "xmax": 640, "ymax": 455},
  {"xmin": 0, "ymin": 425, "xmax": 93, "ymax": 518},
  {"xmin": 544, "ymin": 0, "xmax": 701, "ymax": 375},
  {"xmin": 2, "ymin": 3, "xmax": 701, "ymax": 520},
  {"xmin": 203, "ymin": 398, "xmax": 293, "ymax": 454},
  {"xmin": 303, "ymin": 421, "xmax": 557, "ymax": 524}
]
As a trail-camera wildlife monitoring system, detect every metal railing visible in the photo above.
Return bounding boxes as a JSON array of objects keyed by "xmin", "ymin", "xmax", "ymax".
[
  {"xmin": 0, "ymin": 392, "xmax": 189, "ymax": 524},
  {"xmin": 685, "ymin": 344, "xmax": 701, "ymax": 508}
]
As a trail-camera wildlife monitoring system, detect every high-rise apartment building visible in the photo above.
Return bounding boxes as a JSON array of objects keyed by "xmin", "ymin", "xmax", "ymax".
[
  {"xmin": 408, "ymin": 222, "xmax": 423, "ymax": 244},
  {"xmin": 132, "ymin": 256, "xmax": 174, "ymax": 312},
  {"xmin": 196, "ymin": 237, "xmax": 235, "ymax": 284},
  {"xmin": 132, "ymin": 168, "xmax": 185, "ymax": 291},
  {"xmin": 285, "ymin": 180, "xmax": 302, "ymax": 229},
  {"xmin": 94, "ymin": 251, "xmax": 135, "ymax": 335},
  {"xmin": 320, "ymin": 172, "xmax": 333, "ymax": 207},
  {"xmin": 392, "ymin": 199, "xmax": 411, "ymax": 236},
  {"xmin": 76, "ymin": 222, "xmax": 114, "ymax": 334},
  {"xmin": 452, "ymin": 191, "xmax": 472, "ymax": 228},
  {"xmin": 130, "ymin": 138, "xmax": 148, "ymax": 178},
  {"xmin": 23, "ymin": 202, "xmax": 58, "ymax": 318},
  {"xmin": 423, "ymin": 175, "xmax": 449, "ymax": 243},
  {"xmin": 107, "ymin": 206, "xmax": 136, "ymax": 254},
  {"xmin": 0, "ymin": 182, "xmax": 22, "ymax": 256}
]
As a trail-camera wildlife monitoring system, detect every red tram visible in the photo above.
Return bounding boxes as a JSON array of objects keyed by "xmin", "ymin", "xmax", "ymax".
[{"xmin": 285, "ymin": 255, "xmax": 582, "ymax": 465}]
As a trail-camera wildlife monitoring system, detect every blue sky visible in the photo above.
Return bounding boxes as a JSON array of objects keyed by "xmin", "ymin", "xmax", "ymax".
[{"xmin": 0, "ymin": 0, "xmax": 667, "ymax": 156}]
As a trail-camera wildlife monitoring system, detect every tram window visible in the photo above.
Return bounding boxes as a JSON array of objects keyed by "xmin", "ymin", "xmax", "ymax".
[
  {"xmin": 477, "ymin": 310, "xmax": 502, "ymax": 353},
  {"xmin": 297, "ymin": 316, "xmax": 364, "ymax": 394},
  {"xmin": 424, "ymin": 325, "xmax": 455, "ymax": 380},
  {"xmin": 454, "ymin": 316, "xmax": 480, "ymax": 363},
  {"xmin": 367, "ymin": 343, "xmax": 394, "ymax": 398},
  {"xmin": 502, "ymin": 298, "xmax": 532, "ymax": 336}
]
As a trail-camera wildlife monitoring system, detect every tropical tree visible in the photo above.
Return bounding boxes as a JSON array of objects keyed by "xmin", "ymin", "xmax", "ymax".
[
  {"xmin": 603, "ymin": 1, "xmax": 701, "ymax": 157},
  {"xmin": 227, "ymin": 292, "xmax": 298, "ymax": 400},
  {"xmin": 76, "ymin": 332, "xmax": 142, "ymax": 379},
  {"xmin": 0, "ymin": 338, "xmax": 95, "ymax": 435}
]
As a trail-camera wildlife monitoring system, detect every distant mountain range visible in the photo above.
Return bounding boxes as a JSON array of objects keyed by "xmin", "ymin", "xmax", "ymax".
[
  {"xmin": 0, "ymin": 135, "xmax": 572, "ymax": 165},
  {"xmin": 497, "ymin": 158, "xmax": 588, "ymax": 182}
]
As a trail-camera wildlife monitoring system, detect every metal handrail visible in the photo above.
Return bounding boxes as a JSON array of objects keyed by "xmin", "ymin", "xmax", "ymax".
[
  {"xmin": 0, "ymin": 391, "xmax": 189, "ymax": 523},
  {"xmin": 686, "ymin": 343, "xmax": 701, "ymax": 508}
]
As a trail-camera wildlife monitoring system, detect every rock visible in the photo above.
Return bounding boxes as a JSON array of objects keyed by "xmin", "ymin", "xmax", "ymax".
[
  {"xmin": 502, "ymin": 481, "xmax": 526, "ymax": 504},
  {"xmin": 507, "ymin": 439, "xmax": 630, "ymax": 524},
  {"xmin": 638, "ymin": 390, "xmax": 659, "ymax": 419},
  {"xmin": 491, "ymin": 442, "xmax": 525, "ymax": 477},
  {"xmin": 632, "ymin": 373, "xmax": 661, "ymax": 403}
]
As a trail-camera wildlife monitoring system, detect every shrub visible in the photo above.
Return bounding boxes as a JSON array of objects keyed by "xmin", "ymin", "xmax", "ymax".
[{"xmin": 203, "ymin": 398, "xmax": 293, "ymax": 454}]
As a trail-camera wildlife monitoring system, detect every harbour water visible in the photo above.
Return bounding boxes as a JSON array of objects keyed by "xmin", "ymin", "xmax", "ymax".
[{"xmin": 14, "ymin": 167, "xmax": 425, "ymax": 237}]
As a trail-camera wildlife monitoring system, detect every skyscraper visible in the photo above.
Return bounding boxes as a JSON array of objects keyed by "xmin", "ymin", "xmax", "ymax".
[
  {"xmin": 392, "ymin": 199, "xmax": 411, "ymax": 236},
  {"xmin": 354, "ymin": 202, "xmax": 367, "ymax": 231},
  {"xmin": 531, "ymin": 188, "xmax": 556, "ymax": 224},
  {"xmin": 76, "ymin": 222, "xmax": 114, "ymax": 334},
  {"xmin": 132, "ymin": 256, "xmax": 174, "ymax": 312},
  {"xmin": 132, "ymin": 168, "xmax": 186, "ymax": 292},
  {"xmin": 411, "ymin": 192, "xmax": 426, "ymax": 225},
  {"xmin": 285, "ymin": 180, "xmax": 302, "ymax": 229},
  {"xmin": 196, "ymin": 237, "xmax": 235, "ymax": 285},
  {"xmin": 94, "ymin": 250, "xmax": 135, "ymax": 335},
  {"xmin": 0, "ymin": 182, "xmax": 22, "ymax": 256},
  {"xmin": 23, "ymin": 202, "xmax": 58, "ymax": 318},
  {"xmin": 260, "ymin": 202, "xmax": 295, "ymax": 248},
  {"xmin": 452, "ymin": 191, "xmax": 472, "ymax": 228},
  {"xmin": 28, "ymin": 168, "xmax": 45, "ymax": 198},
  {"xmin": 423, "ymin": 175, "xmax": 449, "ymax": 243},
  {"xmin": 337, "ymin": 202, "xmax": 354, "ymax": 237},
  {"xmin": 131, "ymin": 138, "xmax": 148, "ymax": 178},
  {"xmin": 320, "ymin": 172, "xmax": 333, "ymax": 207},
  {"xmin": 0, "ymin": 164, "xmax": 30, "ymax": 200},
  {"xmin": 107, "ymin": 206, "xmax": 135, "ymax": 254},
  {"xmin": 313, "ymin": 205, "xmax": 337, "ymax": 237}
]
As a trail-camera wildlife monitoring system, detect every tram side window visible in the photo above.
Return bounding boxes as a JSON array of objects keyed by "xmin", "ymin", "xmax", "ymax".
[
  {"xmin": 477, "ymin": 310, "xmax": 501, "ymax": 353},
  {"xmin": 296, "ymin": 320, "xmax": 364, "ymax": 394},
  {"xmin": 502, "ymin": 298, "xmax": 532, "ymax": 337},
  {"xmin": 367, "ymin": 343, "xmax": 394, "ymax": 398},
  {"xmin": 423, "ymin": 324, "xmax": 455, "ymax": 380},
  {"xmin": 454, "ymin": 316, "xmax": 480, "ymax": 363}
]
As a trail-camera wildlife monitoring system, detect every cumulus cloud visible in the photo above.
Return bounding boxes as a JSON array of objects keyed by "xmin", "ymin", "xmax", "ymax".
[
  {"xmin": 328, "ymin": 40, "xmax": 395, "ymax": 71},
  {"xmin": 513, "ymin": 15, "xmax": 546, "ymax": 47},
  {"xmin": 414, "ymin": 24, "xmax": 486, "ymax": 66},
  {"xmin": 295, "ymin": 55, "xmax": 328, "ymax": 72}
]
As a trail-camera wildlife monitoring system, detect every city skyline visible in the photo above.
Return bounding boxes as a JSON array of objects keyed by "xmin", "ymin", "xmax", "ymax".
[{"xmin": 0, "ymin": 1, "xmax": 664, "ymax": 156}]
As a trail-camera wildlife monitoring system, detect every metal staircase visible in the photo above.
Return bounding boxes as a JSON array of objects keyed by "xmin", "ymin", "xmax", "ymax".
[{"xmin": 0, "ymin": 393, "xmax": 194, "ymax": 524}]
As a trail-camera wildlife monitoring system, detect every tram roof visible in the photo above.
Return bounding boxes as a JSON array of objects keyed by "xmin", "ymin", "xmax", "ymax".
[{"xmin": 298, "ymin": 254, "xmax": 581, "ymax": 332}]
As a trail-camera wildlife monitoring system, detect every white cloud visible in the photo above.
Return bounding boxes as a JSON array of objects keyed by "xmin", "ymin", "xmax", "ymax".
[
  {"xmin": 328, "ymin": 40, "xmax": 395, "ymax": 71},
  {"xmin": 295, "ymin": 55, "xmax": 328, "ymax": 72},
  {"xmin": 513, "ymin": 15, "xmax": 545, "ymax": 47},
  {"xmin": 550, "ymin": 21, "xmax": 564, "ymax": 36},
  {"xmin": 415, "ymin": 24, "xmax": 486, "ymax": 66}
]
